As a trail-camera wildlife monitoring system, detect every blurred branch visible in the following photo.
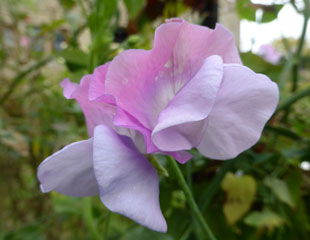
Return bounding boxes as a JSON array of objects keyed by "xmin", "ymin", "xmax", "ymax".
[
  {"xmin": 77, "ymin": 0, "xmax": 88, "ymax": 18},
  {"xmin": 278, "ymin": 0, "xmax": 309, "ymax": 92},
  {"xmin": 276, "ymin": 88, "xmax": 310, "ymax": 113},
  {"xmin": 0, "ymin": 56, "xmax": 54, "ymax": 106},
  {"xmin": 265, "ymin": 126, "xmax": 302, "ymax": 141},
  {"xmin": 295, "ymin": 0, "xmax": 310, "ymax": 59},
  {"xmin": 290, "ymin": 0, "xmax": 302, "ymax": 13},
  {"xmin": 280, "ymin": 33, "xmax": 292, "ymax": 56},
  {"xmin": 278, "ymin": 56, "xmax": 296, "ymax": 91},
  {"xmin": 278, "ymin": 0, "xmax": 309, "ymax": 122},
  {"xmin": 82, "ymin": 198, "xmax": 102, "ymax": 240}
]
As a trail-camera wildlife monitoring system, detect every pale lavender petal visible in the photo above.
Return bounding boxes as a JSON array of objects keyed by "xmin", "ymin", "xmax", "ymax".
[
  {"xmin": 37, "ymin": 139, "xmax": 98, "ymax": 197},
  {"xmin": 93, "ymin": 125, "xmax": 167, "ymax": 232},
  {"xmin": 197, "ymin": 64, "xmax": 279, "ymax": 160},
  {"xmin": 152, "ymin": 55, "xmax": 223, "ymax": 152},
  {"xmin": 168, "ymin": 150, "xmax": 193, "ymax": 164}
]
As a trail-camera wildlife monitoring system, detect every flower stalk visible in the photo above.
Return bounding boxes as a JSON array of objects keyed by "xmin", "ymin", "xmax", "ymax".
[
  {"xmin": 167, "ymin": 156, "xmax": 217, "ymax": 240},
  {"xmin": 82, "ymin": 198, "xmax": 102, "ymax": 240},
  {"xmin": 103, "ymin": 211, "xmax": 111, "ymax": 240}
]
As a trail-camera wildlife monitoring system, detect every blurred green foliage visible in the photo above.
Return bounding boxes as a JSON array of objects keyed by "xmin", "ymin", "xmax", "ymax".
[{"xmin": 0, "ymin": 0, "xmax": 309, "ymax": 239}]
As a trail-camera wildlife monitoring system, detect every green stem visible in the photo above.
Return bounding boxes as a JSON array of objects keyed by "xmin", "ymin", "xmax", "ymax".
[
  {"xmin": 278, "ymin": 0, "xmax": 309, "ymax": 92},
  {"xmin": 186, "ymin": 160, "xmax": 192, "ymax": 191},
  {"xmin": 278, "ymin": 58, "xmax": 296, "ymax": 91},
  {"xmin": 289, "ymin": 0, "xmax": 309, "ymax": 93},
  {"xmin": 185, "ymin": 160, "xmax": 204, "ymax": 239},
  {"xmin": 82, "ymin": 198, "xmax": 102, "ymax": 240},
  {"xmin": 296, "ymin": 0, "xmax": 309, "ymax": 58},
  {"xmin": 167, "ymin": 156, "xmax": 217, "ymax": 240},
  {"xmin": 279, "ymin": 0, "xmax": 309, "ymax": 121},
  {"xmin": 275, "ymin": 88, "xmax": 310, "ymax": 113},
  {"xmin": 103, "ymin": 211, "xmax": 111, "ymax": 240}
]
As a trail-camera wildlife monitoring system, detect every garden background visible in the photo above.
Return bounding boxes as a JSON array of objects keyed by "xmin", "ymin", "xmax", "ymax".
[{"xmin": 0, "ymin": 0, "xmax": 309, "ymax": 239}]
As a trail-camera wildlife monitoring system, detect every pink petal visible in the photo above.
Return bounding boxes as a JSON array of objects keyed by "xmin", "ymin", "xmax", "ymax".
[
  {"xmin": 168, "ymin": 151, "xmax": 193, "ymax": 164},
  {"xmin": 37, "ymin": 139, "xmax": 98, "ymax": 197},
  {"xmin": 60, "ymin": 76, "xmax": 116, "ymax": 137},
  {"xmin": 152, "ymin": 55, "xmax": 223, "ymax": 152},
  {"xmin": 197, "ymin": 64, "xmax": 279, "ymax": 160},
  {"xmin": 93, "ymin": 125, "xmax": 167, "ymax": 232},
  {"xmin": 89, "ymin": 62, "xmax": 110, "ymax": 101},
  {"xmin": 61, "ymin": 78, "xmax": 79, "ymax": 99},
  {"xmin": 105, "ymin": 19, "xmax": 240, "ymax": 133}
]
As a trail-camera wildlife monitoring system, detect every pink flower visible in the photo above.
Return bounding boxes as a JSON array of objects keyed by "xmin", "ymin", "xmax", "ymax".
[
  {"xmin": 91, "ymin": 18, "xmax": 279, "ymax": 160},
  {"xmin": 259, "ymin": 44, "xmax": 282, "ymax": 64},
  {"xmin": 37, "ymin": 18, "xmax": 279, "ymax": 232},
  {"xmin": 20, "ymin": 36, "xmax": 30, "ymax": 47}
]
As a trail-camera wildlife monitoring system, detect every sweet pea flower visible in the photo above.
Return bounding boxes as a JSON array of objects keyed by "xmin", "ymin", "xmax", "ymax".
[
  {"xmin": 37, "ymin": 18, "xmax": 279, "ymax": 233},
  {"xmin": 90, "ymin": 18, "xmax": 279, "ymax": 160}
]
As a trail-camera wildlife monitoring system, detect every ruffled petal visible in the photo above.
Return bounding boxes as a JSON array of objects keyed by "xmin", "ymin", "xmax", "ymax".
[
  {"xmin": 114, "ymin": 106, "xmax": 193, "ymax": 163},
  {"xmin": 197, "ymin": 64, "xmax": 279, "ymax": 160},
  {"xmin": 152, "ymin": 55, "xmax": 223, "ymax": 152},
  {"xmin": 37, "ymin": 139, "xmax": 98, "ymax": 197},
  {"xmin": 89, "ymin": 62, "xmax": 110, "ymax": 101},
  {"xmin": 93, "ymin": 125, "xmax": 167, "ymax": 232},
  {"xmin": 113, "ymin": 107, "xmax": 157, "ymax": 154},
  {"xmin": 164, "ymin": 18, "xmax": 241, "ymax": 65},
  {"xmin": 105, "ymin": 19, "xmax": 240, "ymax": 133},
  {"xmin": 60, "ymin": 77, "xmax": 116, "ymax": 137}
]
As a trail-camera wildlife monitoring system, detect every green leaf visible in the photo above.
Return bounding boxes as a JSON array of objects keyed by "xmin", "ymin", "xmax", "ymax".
[
  {"xmin": 1, "ymin": 225, "xmax": 44, "ymax": 240},
  {"xmin": 57, "ymin": 49, "xmax": 88, "ymax": 69},
  {"xmin": 221, "ymin": 172, "xmax": 257, "ymax": 225},
  {"xmin": 240, "ymin": 52, "xmax": 283, "ymax": 81},
  {"xmin": 88, "ymin": 0, "xmax": 117, "ymax": 31},
  {"xmin": 236, "ymin": 0, "xmax": 283, "ymax": 23},
  {"xmin": 286, "ymin": 170, "xmax": 302, "ymax": 205},
  {"xmin": 124, "ymin": 0, "xmax": 146, "ymax": 19},
  {"xmin": 264, "ymin": 177, "xmax": 295, "ymax": 208},
  {"xmin": 52, "ymin": 193, "xmax": 82, "ymax": 216},
  {"xmin": 58, "ymin": 0, "xmax": 75, "ymax": 10},
  {"xmin": 244, "ymin": 209, "xmax": 284, "ymax": 229},
  {"xmin": 198, "ymin": 160, "xmax": 234, "ymax": 211},
  {"xmin": 120, "ymin": 227, "xmax": 173, "ymax": 240},
  {"xmin": 41, "ymin": 19, "xmax": 66, "ymax": 33},
  {"xmin": 265, "ymin": 126, "xmax": 302, "ymax": 141},
  {"xmin": 236, "ymin": 0, "xmax": 256, "ymax": 21},
  {"xmin": 261, "ymin": 4, "xmax": 284, "ymax": 23}
]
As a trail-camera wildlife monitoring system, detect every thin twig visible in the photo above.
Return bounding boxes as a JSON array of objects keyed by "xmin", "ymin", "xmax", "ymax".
[{"xmin": 0, "ymin": 56, "xmax": 54, "ymax": 105}]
